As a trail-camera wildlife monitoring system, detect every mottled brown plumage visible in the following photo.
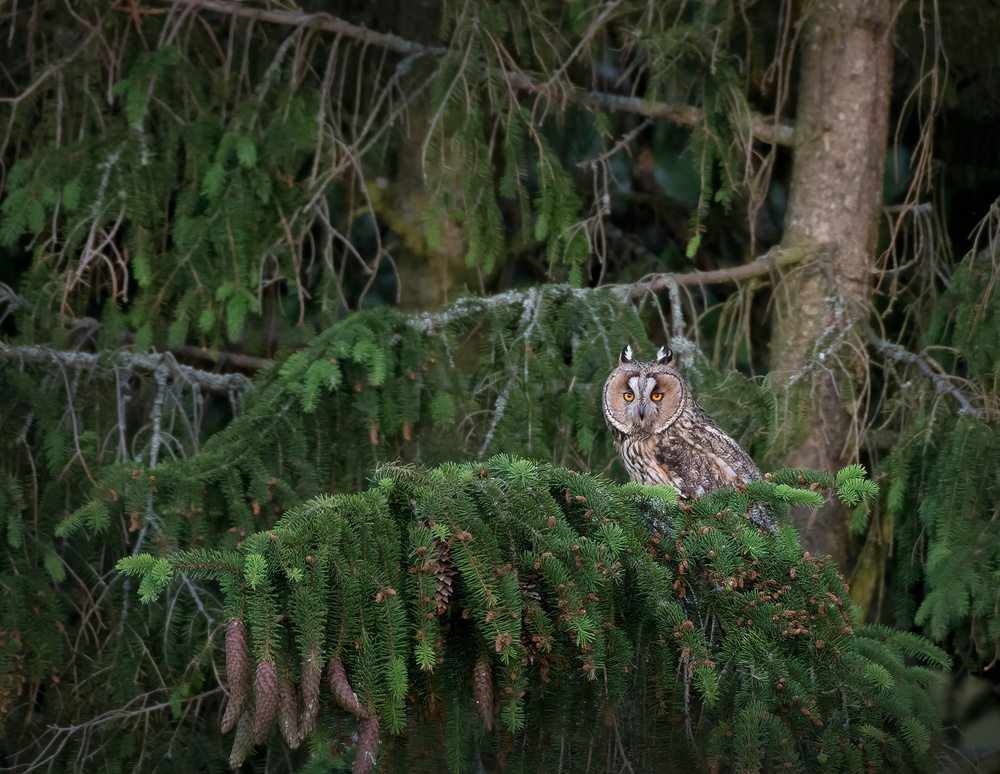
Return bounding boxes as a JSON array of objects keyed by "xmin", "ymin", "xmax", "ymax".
[{"xmin": 602, "ymin": 346, "xmax": 774, "ymax": 531}]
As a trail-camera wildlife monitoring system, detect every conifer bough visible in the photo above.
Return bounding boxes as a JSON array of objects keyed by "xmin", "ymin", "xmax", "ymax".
[{"xmin": 119, "ymin": 457, "xmax": 946, "ymax": 773}]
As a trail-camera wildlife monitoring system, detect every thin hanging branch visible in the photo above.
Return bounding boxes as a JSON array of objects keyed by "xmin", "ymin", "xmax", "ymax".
[{"xmin": 150, "ymin": 0, "xmax": 794, "ymax": 147}]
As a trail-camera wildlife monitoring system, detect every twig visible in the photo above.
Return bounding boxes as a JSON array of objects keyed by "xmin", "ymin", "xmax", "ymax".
[
  {"xmin": 154, "ymin": 0, "xmax": 794, "ymax": 147},
  {"xmin": 50, "ymin": 687, "xmax": 225, "ymax": 732},
  {"xmin": 576, "ymin": 117, "xmax": 654, "ymax": 170},
  {"xmin": 870, "ymin": 336, "xmax": 983, "ymax": 417},
  {"xmin": 11, "ymin": 687, "xmax": 224, "ymax": 773}
]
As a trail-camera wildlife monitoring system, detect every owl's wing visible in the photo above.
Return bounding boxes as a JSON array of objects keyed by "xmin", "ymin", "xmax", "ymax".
[
  {"xmin": 668, "ymin": 406, "xmax": 775, "ymax": 530},
  {"xmin": 649, "ymin": 406, "xmax": 753, "ymax": 491}
]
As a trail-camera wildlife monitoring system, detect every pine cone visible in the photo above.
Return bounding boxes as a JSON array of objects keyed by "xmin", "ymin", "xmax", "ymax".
[
  {"xmin": 254, "ymin": 659, "xmax": 279, "ymax": 744},
  {"xmin": 522, "ymin": 630, "xmax": 539, "ymax": 664},
  {"xmin": 327, "ymin": 657, "xmax": 365, "ymax": 717},
  {"xmin": 298, "ymin": 659, "xmax": 322, "ymax": 742},
  {"xmin": 353, "ymin": 715, "xmax": 380, "ymax": 774},
  {"xmin": 472, "ymin": 659, "xmax": 494, "ymax": 731},
  {"xmin": 228, "ymin": 710, "xmax": 254, "ymax": 768},
  {"xmin": 432, "ymin": 537, "xmax": 457, "ymax": 614},
  {"xmin": 277, "ymin": 678, "xmax": 299, "ymax": 748},
  {"xmin": 221, "ymin": 619, "xmax": 250, "ymax": 734}
]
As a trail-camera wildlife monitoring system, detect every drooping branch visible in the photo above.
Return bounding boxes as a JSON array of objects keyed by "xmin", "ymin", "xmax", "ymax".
[{"xmin": 151, "ymin": 0, "xmax": 794, "ymax": 147}]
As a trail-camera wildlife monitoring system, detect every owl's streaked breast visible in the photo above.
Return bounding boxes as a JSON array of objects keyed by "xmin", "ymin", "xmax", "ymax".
[{"xmin": 619, "ymin": 435, "xmax": 687, "ymax": 491}]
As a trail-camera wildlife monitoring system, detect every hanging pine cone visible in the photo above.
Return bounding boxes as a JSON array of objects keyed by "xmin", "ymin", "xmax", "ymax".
[
  {"xmin": 298, "ymin": 652, "xmax": 322, "ymax": 742},
  {"xmin": 221, "ymin": 618, "xmax": 250, "ymax": 733},
  {"xmin": 254, "ymin": 659, "xmax": 279, "ymax": 744},
  {"xmin": 228, "ymin": 710, "xmax": 255, "ymax": 768},
  {"xmin": 353, "ymin": 715, "xmax": 380, "ymax": 774},
  {"xmin": 327, "ymin": 656, "xmax": 365, "ymax": 717},
  {"xmin": 432, "ymin": 537, "xmax": 456, "ymax": 614},
  {"xmin": 277, "ymin": 678, "xmax": 299, "ymax": 748},
  {"xmin": 472, "ymin": 659, "xmax": 494, "ymax": 730}
]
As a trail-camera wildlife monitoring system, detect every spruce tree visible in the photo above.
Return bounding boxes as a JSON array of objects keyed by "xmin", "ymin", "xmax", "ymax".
[{"xmin": 2, "ymin": 1, "xmax": 999, "ymax": 771}]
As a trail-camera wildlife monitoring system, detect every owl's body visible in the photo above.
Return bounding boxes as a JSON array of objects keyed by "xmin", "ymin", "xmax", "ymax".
[{"xmin": 602, "ymin": 346, "xmax": 774, "ymax": 531}]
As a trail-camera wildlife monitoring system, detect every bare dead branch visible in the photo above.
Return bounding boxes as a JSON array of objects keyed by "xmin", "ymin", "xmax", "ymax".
[
  {"xmin": 0, "ymin": 341, "xmax": 253, "ymax": 396},
  {"xmin": 622, "ymin": 244, "xmax": 814, "ymax": 300},
  {"xmin": 869, "ymin": 336, "xmax": 983, "ymax": 417},
  {"xmin": 3, "ymin": 284, "xmax": 273, "ymax": 372},
  {"xmin": 12, "ymin": 687, "xmax": 225, "ymax": 773},
  {"xmin": 173, "ymin": 345, "xmax": 272, "ymax": 373}
]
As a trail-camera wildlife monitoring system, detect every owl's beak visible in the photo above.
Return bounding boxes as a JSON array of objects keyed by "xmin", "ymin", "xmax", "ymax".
[{"xmin": 637, "ymin": 406, "xmax": 646, "ymax": 420}]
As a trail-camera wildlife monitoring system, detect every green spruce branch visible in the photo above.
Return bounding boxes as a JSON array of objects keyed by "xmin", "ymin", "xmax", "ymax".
[{"xmin": 119, "ymin": 457, "xmax": 946, "ymax": 773}]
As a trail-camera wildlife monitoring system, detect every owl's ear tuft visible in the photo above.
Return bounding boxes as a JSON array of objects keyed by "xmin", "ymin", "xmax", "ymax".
[
  {"xmin": 656, "ymin": 347, "xmax": 673, "ymax": 365},
  {"xmin": 619, "ymin": 345, "xmax": 634, "ymax": 365}
]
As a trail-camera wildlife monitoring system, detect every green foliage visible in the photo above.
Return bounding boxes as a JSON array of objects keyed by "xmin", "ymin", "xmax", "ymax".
[
  {"xmin": 926, "ymin": 248, "xmax": 1000, "ymax": 383},
  {"xmin": 123, "ymin": 459, "xmax": 943, "ymax": 773},
  {"xmin": 2, "ymin": 0, "xmax": 999, "ymax": 770},
  {"xmin": 888, "ymin": 414, "xmax": 1000, "ymax": 649},
  {"xmin": 0, "ymin": 284, "xmax": 647, "ymax": 771},
  {"xmin": 0, "ymin": 350, "xmax": 244, "ymax": 771},
  {"xmin": 866, "ymin": 243, "xmax": 1000, "ymax": 667},
  {"xmin": 836, "ymin": 464, "xmax": 880, "ymax": 506}
]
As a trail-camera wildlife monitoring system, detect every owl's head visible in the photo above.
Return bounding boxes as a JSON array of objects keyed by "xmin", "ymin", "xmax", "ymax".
[{"xmin": 602, "ymin": 345, "xmax": 687, "ymax": 436}]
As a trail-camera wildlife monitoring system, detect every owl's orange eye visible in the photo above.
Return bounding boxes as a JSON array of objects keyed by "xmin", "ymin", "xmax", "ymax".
[
  {"xmin": 651, "ymin": 392, "xmax": 663, "ymax": 401},
  {"xmin": 623, "ymin": 391, "xmax": 634, "ymax": 402}
]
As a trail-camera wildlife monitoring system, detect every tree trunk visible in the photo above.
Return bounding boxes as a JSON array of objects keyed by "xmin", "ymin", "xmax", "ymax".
[{"xmin": 770, "ymin": 0, "xmax": 895, "ymax": 570}]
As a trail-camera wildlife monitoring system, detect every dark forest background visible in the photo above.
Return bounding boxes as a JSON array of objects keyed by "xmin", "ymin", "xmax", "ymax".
[{"xmin": 2, "ymin": 0, "xmax": 1000, "ymax": 771}]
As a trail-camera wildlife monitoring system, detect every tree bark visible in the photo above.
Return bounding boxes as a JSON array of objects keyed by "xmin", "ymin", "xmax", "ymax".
[{"xmin": 770, "ymin": 0, "xmax": 895, "ymax": 570}]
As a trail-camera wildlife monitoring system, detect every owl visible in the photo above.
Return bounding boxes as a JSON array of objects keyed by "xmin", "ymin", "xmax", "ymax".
[{"xmin": 602, "ymin": 345, "xmax": 774, "ymax": 531}]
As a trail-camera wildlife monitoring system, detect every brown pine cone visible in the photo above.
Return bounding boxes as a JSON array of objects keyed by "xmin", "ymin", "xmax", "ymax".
[
  {"xmin": 327, "ymin": 657, "xmax": 365, "ymax": 717},
  {"xmin": 277, "ymin": 678, "xmax": 299, "ymax": 748},
  {"xmin": 254, "ymin": 659, "xmax": 279, "ymax": 744},
  {"xmin": 298, "ymin": 658, "xmax": 322, "ymax": 742},
  {"xmin": 353, "ymin": 715, "xmax": 380, "ymax": 774},
  {"xmin": 432, "ymin": 538, "xmax": 457, "ymax": 614},
  {"xmin": 228, "ymin": 710, "xmax": 254, "ymax": 768},
  {"xmin": 221, "ymin": 619, "xmax": 250, "ymax": 733}
]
